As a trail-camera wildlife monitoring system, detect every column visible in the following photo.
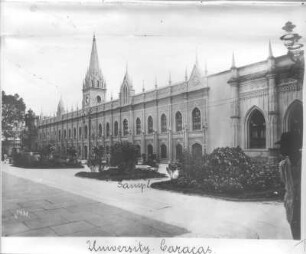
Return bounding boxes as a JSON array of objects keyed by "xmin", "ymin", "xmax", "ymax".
[
  {"xmin": 229, "ymin": 79, "xmax": 240, "ymax": 147},
  {"xmin": 267, "ymin": 73, "xmax": 278, "ymax": 160}
]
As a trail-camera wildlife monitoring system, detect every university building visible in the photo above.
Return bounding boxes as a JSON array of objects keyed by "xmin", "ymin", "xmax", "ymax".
[{"xmin": 36, "ymin": 36, "xmax": 304, "ymax": 162}]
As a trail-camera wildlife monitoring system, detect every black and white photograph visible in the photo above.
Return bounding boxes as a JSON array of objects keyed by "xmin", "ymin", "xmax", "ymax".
[{"xmin": 1, "ymin": 0, "xmax": 305, "ymax": 253}]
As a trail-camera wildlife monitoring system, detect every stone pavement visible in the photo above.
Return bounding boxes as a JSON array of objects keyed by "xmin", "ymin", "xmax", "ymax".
[
  {"xmin": 2, "ymin": 163, "xmax": 292, "ymax": 239},
  {"xmin": 2, "ymin": 173, "xmax": 188, "ymax": 236}
]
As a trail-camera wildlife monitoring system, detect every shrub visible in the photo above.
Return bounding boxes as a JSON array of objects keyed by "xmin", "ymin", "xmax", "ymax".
[
  {"xmin": 110, "ymin": 142, "xmax": 138, "ymax": 172},
  {"xmin": 176, "ymin": 146, "xmax": 282, "ymax": 194}
]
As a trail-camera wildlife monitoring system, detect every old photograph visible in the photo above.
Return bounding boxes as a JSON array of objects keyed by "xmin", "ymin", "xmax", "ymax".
[{"xmin": 1, "ymin": 0, "xmax": 305, "ymax": 244}]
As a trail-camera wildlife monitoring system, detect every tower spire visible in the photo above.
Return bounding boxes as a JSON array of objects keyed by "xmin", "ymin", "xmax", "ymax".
[
  {"xmin": 142, "ymin": 80, "xmax": 145, "ymax": 92},
  {"xmin": 169, "ymin": 72, "xmax": 172, "ymax": 85},
  {"xmin": 205, "ymin": 61, "xmax": 208, "ymax": 76},
  {"xmin": 185, "ymin": 67, "xmax": 188, "ymax": 81},
  {"xmin": 57, "ymin": 96, "xmax": 65, "ymax": 117},
  {"xmin": 88, "ymin": 34, "xmax": 100, "ymax": 74},
  {"xmin": 231, "ymin": 52, "xmax": 236, "ymax": 69},
  {"xmin": 155, "ymin": 77, "xmax": 158, "ymax": 89},
  {"xmin": 268, "ymin": 40, "xmax": 273, "ymax": 58}
]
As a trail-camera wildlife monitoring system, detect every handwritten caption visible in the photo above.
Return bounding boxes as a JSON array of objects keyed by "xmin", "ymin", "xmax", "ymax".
[
  {"xmin": 87, "ymin": 239, "xmax": 213, "ymax": 254},
  {"xmin": 117, "ymin": 180, "xmax": 151, "ymax": 192}
]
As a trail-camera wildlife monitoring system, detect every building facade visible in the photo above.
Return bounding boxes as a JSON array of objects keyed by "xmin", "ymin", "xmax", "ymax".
[{"xmin": 36, "ymin": 36, "xmax": 304, "ymax": 162}]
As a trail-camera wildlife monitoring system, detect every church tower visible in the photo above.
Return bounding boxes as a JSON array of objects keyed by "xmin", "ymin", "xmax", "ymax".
[{"xmin": 82, "ymin": 35, "xmax": 106, "ymax": 109}]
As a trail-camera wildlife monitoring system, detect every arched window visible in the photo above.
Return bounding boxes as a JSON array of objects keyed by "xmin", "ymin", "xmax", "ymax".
[
  {"xmin": 148, "ymin": 116, "xmax": 153, "ymax": 134},
  {"xmin": 73, "ymin": 128, "xmax": 76, "ymax": 139},
  {"xmin": 192, "ymin": 108, "xmax": 201, "ymax": 130},
  {"xmin": 161, "ymin": 144, "xmax": 167, "ymax": 159},
  {"xmin": 98, "ymin": 124, "xmax": 102, "ymax": 137},
  {"xmin": 175, "ymin": 111, "xmax": 182, "ymax": 132},
  {"xmin": 64, "ymin": 129, "xmax": 67, "ymax": 139},
  {"xmin": 176, "ymin": 144, "xmax": 183, "ymax": 160},
  {"xmin": 106, "ymin": 123, "xmax": 110, "ymax": 137},
  {"xmin": 248, "ymin": 109, "xmax": 266, "ymax": 149},
  {"xmin": 84, "ymin": 126, "xmax": 88, "ymax": 139},
  {"xmin": 79, "ymin": 127, "xmax": 82, "ymax": 138},
  {"xmin": 59, "ymin": 130, "xmax": 61, "ymax": 140},
  {"xmin": 114, "ymin": 121, "xmax": 119, "ymax": 136},
  {"xmin": 123, "ymin": 119, "xmax": 128, "ymax": 136},
  {"xmin": 286, "ymin": 101, "xmax": 303, "ymax": 136},
  {"xmin": 136, "ymin": 118, "xmax": 141, "ymax": 135},
  {"xmin": 161, "ymin": 114, "xmax": 167, "ymax": 133},
  {"xmin": 97, "ymin": 96, "xmax": 101, "ymax": 103},
  {"xmin": 68, "ymin": 129, "xmax": 71, "ymax": 138}
]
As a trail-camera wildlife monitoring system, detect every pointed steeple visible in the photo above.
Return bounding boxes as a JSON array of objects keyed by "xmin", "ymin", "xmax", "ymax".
[
  {"xmin": 189, "ymin": 55, "xmax": 202, "ymax": 81},
  {"xmin": 231, "ymin": 52, "xmax": 236, "ymax": 69},
  {"xmin": 204, "ymin": 61, "xmax": 208, "ymax": 76},
  {"xmin": 123, "ymin": 62, "xmax": 132, "ymax": 87},
  {"xmin": 195, "ymin": 49, "xmax": 199, "ymax": 67},
  {"xmin": 168, "ymin": 72, "xmax": 172, "ymax": 85},
  {"xmin": 84, "ymin": 35, "xmax": 106, "ymax": 90},
  {"xmin": 268, "ymin": 40, "xmax": 273, "ymax": 58},
  {"xmin": 57, "ymin": 96, "xmax": 65, "ymax": 117},
  {"xmin": 155, "ymin": 77, "xmax": 158, "ymax": 89},
  {"xmin": 142, "ymin": 80, "xmax": 145, "ymax": 92},
  {"xmin": 185, "ymin": 67, "xmax": 188, "ymax": 82},
  {"xmin": 89, "ymin": 34, "xmax": 100, "ymax": 73}
]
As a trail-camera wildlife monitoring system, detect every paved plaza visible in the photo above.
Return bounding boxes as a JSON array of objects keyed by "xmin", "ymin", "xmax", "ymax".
[{"xmin": 2, "ymin": 163, "xmax": 292, "ymax": 238}]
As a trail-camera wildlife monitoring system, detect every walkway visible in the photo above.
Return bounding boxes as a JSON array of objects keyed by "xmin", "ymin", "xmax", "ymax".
[{"xmin": 2, "ymin": 163, "xmax": 292, "ymax": 238}]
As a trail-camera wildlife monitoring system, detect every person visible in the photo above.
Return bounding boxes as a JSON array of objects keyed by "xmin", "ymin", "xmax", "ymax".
[{"xmin": 276, "ymin": 131, "xmax": 302, "ymax": 240}]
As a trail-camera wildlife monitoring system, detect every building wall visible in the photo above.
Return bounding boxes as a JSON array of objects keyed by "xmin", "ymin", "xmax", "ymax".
[{"xmin": 36, "ymin": 54, "xmax": 304, "ymax": 161}]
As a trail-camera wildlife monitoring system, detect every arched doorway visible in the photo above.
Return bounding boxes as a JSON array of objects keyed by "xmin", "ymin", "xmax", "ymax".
[
  {"xmin": 161, "ymin": 144, "xmax": 167, "ymax": 159},
  {"xmin": 247, "ymin": 109, "xmax": 266, "ymax": 149},
  {"xmin": 192, "ymin": 143, "xmax": 202, "ymax": 160},
  {"xmin": 136, "ymin": 145, "xmax": 141, "ymax": 158},
  {"xmin": 147, "ymin": 144, "xmax": 153, "ymax": 159},
  {"xmin": 285, "ymin": 100, "xmax": 303, "ymax": 137},
  {"xmin": 84, "ymin": 145, "xmax": 88, "ymax": 159},
  {"xmin": 176, "ymin": 144, "xmax": 183, "ymax": 160}
]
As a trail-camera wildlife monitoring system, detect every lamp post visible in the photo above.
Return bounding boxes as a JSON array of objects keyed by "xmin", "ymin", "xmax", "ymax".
[{"xmin": 280, "ymin": 21, "xmax": 304, "ymax": 63}]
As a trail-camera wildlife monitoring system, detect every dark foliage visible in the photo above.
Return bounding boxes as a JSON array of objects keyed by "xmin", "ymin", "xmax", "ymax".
[
  {"xmin": 110, "ymin": 142, "xmax": 138, "ymax": 172},
  {"xmin": 2, "ymin": 91, "xmax": 26, "ymax": 140},
  {"xmin": 156, "ymin": 147, "xmax": 284, "ymax": 199},
  {"xmin": 75, "ymin": 167, "xmax": 167, "ymax": 181}
]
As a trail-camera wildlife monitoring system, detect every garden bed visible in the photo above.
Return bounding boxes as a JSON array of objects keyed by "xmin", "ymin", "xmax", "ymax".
[
  {"xmin": 151, "ymin": 180, "xmax": 284, "ymax": 201},
  {"xmin": 12, "ymin": 161, "xmax": 84, "ymax": 169},
  {"xmin": 75, "ymin": 167, "xmax": 167, "ymax": 181}
]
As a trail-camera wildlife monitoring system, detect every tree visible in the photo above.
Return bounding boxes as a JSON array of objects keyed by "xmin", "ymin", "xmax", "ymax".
[
  {"xmin": 88, "ymin": 145, "xmax": 105, "ymax": 172},
  {"xmin": 21, "ymin": 109, "xmax": 38, "ymax": 151},
  {"xmin": 2, "ymin": 91, "xmax": 26, "ymax": 140},
  {"xmin": 110, "ymin": 142, "xmax": 138, "ymax": 172}
]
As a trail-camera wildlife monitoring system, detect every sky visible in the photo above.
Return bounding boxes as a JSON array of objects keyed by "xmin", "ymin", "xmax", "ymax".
[{"xmin": 2, "ymin": 1, "xmax": 306, "ymax": 115}]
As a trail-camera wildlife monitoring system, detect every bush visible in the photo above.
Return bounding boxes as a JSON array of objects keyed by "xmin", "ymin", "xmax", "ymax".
[
  {"xmin": 110, "ymin": 142, "xmax": 138, "ymax": 172},
  {"xmin": 175, "ymin": 146, "xmax": 283, "ymax": 194}
]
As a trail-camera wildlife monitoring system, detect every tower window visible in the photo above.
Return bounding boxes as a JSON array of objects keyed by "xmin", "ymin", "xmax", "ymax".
[{"xmin": 97, "ymin": 96, "xmax": 101, "ymax": 103}]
